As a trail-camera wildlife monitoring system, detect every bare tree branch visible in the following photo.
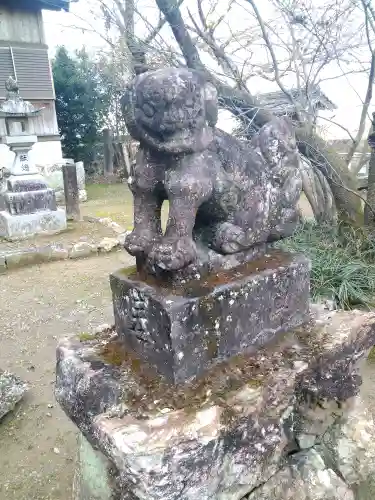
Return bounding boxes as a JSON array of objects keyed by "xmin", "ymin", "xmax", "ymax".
[
  {"xmin": 245, "ymin": 0, "xmax": 299, "ymax": 115},
  {"xmin": 346, "ymin": 3, "xmax": 375, "ymax": 165},
  {"xmin": 143, "ymin": 0, "xmax": 185, "ymax": 44}
]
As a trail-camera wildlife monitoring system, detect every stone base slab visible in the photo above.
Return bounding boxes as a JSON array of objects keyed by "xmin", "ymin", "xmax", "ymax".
[
  {"xmin": 0, "ymin": 208, "xmax": 67, "ymax": 240},
  {"xmin": 3, "ymin": 188, "xmax": 57, "ymax": 214},
  {"xmin": 0, "ymin": 369, "xmax": 28, "ymax": 420},
  {"xmin": 73, "ymin": 434, "xmax": 113, "ymax": 500},
  {"xmin": 110, "ymin": 251, "xmax": 310, "ymax": 383},
  {"xmin": 56, "ymin": 308, "xmax": 375, "ymax": 500}
]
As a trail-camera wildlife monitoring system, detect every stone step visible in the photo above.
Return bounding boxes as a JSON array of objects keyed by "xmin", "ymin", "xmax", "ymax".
[
  {"xmin": 0, "ymin": 207, "xmax": 67, "ymax": 240},
  {"xmin": 2, "ymin": 188, "xmax": 57, "ymax": 215}
]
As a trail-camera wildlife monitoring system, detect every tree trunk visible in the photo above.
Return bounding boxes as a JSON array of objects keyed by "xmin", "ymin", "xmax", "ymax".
[
  {"xmin": 296, "ymin": 127, "xmax": 362, "ymax": 224},
  {"xmin": 299, "ymin": 157, "xmax": 336, "ymax": 222},
  {"xmin": 364, "ymin": 115, "xmax": 375, "ymax": 224}
]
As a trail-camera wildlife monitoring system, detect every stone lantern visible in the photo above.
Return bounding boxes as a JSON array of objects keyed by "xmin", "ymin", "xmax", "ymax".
[{"xmin": 0, "ymin": 77, "xmax": 66, "ymax": 239}]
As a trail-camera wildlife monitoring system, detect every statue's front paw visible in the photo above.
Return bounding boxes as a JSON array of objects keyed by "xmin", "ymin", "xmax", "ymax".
[
  {"xmin": 148, "ymin": 237, "xmax": 197, "ymax": 271},
  {"xmin": 124, "ymin": 229, "xmax": 157, "ymax": 256}
]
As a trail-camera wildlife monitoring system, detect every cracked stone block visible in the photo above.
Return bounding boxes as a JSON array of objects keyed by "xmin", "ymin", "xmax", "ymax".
[
  {"xmin": 319, "ymin": 396, "xmax": 375, "ymax": 488},
  {"xmin": 69, "ymin": 242, "xmax": 97, "ymax": 259},
  {"xmin": 110, "ymin": 251, "xmax": 310, "ymax": 383},
  {"xmin": 98, "ymin": 238, "xmax": 120, "ymax": 253},
  {"xmin": 72, "ymin": 434, "xmax": 114, "ymax": 500},
  {"xmin": 5, "ymin": 244, "xmax": 68, "ymax": 269},
  {"xmin": 247, "ymin": 450, "xmax": 354, "ymax": 500},
  {"xmin": 0, "ymin": 370, "xmax": 28, "ymax": 420}
]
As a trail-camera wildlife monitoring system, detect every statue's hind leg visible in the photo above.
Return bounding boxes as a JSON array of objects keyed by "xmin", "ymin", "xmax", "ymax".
[{"xmin": 210, "ymin": 222, "xmax": 271, "ymax": 254}]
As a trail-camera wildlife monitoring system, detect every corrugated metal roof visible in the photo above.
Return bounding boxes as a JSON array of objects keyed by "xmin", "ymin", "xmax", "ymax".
[{"xmin": 0, "ymin": 46, "xmax": 54, "ymax": 100}]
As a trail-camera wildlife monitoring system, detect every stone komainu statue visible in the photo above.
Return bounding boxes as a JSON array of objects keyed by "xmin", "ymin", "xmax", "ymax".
[{"xmin": 122, "ymin": 68, "xmax": 302, "ymax": 272}]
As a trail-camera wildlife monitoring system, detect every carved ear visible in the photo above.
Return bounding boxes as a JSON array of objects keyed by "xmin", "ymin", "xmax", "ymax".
[{"xmin": 204, "ymin": 82, "xmax": 218, "ymax": 127}]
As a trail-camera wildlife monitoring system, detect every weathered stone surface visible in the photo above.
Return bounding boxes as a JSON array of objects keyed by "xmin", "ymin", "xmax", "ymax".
[
  {"xmin": 73, "ymin": 434, "xmax": 114, "ymax": 500},
  {"xmin": 122, "ymin": 67, "xmax": 302, "ymax": 276},
  {"xmin": 3, "ymin": 188, "xmax": 56, "ymax": 214},
  {"xmin": 63, "ymin": 163, "xmax": 81, "ymax": 221},
  {"xmin": 5, "ymin": 244, "xmax": 68, "ymax": 269},
  {"xmin": 4, "ymin": 248, "xmax": 44, "ymax": 269},
  {"xmin": 98, "ymin": 218, "xmax": 126, "ymax": 235},
  {"xmin": 0, "ymin": 208, "xmax": 67, "ymax": 240},
  {"xmin": 55, "ymin": 309, "xmax": 375, "ymax": 500},
  {"xmin": 297, "ymin": 306, "xmax": 374, "ymax": 404},
  {"xmin": 39, "ymin": 161, "xmax": 87, "ymax": 204},
  {"xmin": 319, "ymin": 396, "xmax": 375, "ymax": 487},
  {"xmin": 294, "ymin": 399, "xmax": 351, "ymax": 450},
  {"xmin": 98, "ymin": 237, "xmax": 120, "ymax": 253},
  {"xmin": 69, "ymin": 242, "xmax": 97, "ymax": 259},
  {"xmin": 111, "ymin": 251, "xmax": 310, "ymax": 383},
  {"xmin": 247, "ymin": 450, "xmax": 354, "ymax": 500},
  {"xmin": 6, "ymin": 174, "xmax": 48, "ymax": 192},
  {"xmin": 57, "ymin": 333, "xmax": 299, "ymax": 499},
  {"xmin": 0, "ymin": 370, "xmax": 28, "ymax": 420},
  {"xmin": 117, "ymin": 232, "xmax": 129, "ymax": 246}
]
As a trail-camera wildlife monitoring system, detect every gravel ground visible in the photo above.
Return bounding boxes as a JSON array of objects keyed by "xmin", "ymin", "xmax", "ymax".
[{"xmin": 0, "ymin": 251, "xmax": 133, "ymax": 500}]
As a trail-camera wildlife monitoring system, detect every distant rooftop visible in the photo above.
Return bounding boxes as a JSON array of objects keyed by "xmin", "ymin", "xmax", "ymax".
[
  {"xmin": 37, "ymin": 0, "xmax": 72, "ymax": 10},
  {"xmin": 257, "ymin": 86, "xmax": 336, "ymax": 116},
  {"xmin": 0, "ymin": 0, "xmax": 73, "ymax": 11}
]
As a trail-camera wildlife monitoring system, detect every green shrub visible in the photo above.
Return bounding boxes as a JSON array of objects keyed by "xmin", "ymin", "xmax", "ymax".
[{"xmin": 280, "ymin": 221, "xmax": 375, "ymax": 309}]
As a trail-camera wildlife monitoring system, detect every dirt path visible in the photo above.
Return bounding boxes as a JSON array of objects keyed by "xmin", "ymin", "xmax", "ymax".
[{"xmin": 0, "ymin": 251, "xmax": 133, "ymax": 500}]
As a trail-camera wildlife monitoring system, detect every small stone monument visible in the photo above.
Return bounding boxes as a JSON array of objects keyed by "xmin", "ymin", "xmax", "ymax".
[
  {"xmin": 38, "ymin": 159, "xmax": 87, "ymax": 204},
  {"xmin": 0, "ymin": 77, "xmax": 66, "ymax": 239},
  {"xmin": 56, "ymin": 69, "xmax": 375, "ymax": 500}
]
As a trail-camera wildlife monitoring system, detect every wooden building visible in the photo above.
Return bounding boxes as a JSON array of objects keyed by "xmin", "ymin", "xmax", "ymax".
[{"xmin": 0, "ymin": 0, "xmax": 71, "ymax": 144}]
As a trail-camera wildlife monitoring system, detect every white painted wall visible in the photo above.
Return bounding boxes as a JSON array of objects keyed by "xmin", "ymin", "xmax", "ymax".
[{"xmin": 0, "ymin": 7, "xmax": 44, "ymax": 44}]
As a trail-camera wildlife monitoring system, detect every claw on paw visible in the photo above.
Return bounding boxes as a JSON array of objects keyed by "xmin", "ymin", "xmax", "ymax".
[{"xmin": 148, "ymin": 237, "xmax": 197, "ymax": 271}]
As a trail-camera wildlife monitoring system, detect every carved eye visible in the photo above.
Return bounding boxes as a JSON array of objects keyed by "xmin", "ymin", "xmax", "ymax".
[
  {"xmin": 152, "ymin": 91, "xmax": 162, "ymax": 103},
  {"xmin": 142, "ymin": 103, "xmax": 155, "ymax": 117}
]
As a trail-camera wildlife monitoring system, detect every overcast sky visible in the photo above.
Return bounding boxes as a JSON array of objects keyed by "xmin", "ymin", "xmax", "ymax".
[{"xmin": 43, "ymin": 0, "xmax": 374, "ymax": 140}]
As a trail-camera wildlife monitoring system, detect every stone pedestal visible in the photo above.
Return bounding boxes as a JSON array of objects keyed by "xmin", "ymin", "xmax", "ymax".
[
  {"xmin": 111, "ymin": 251, "xmax": 310, "ymax": 383},
  {"xmin": 55, "ymin": 307, "xmax": 375, "ymax": 500}
]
